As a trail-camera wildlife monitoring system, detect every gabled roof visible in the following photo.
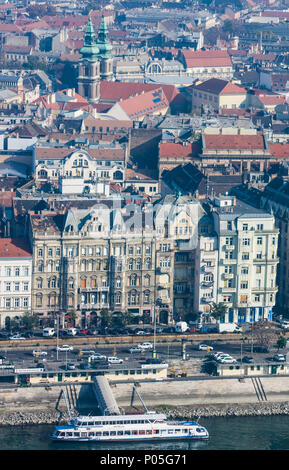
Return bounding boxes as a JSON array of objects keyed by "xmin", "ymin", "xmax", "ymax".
[
  {"xmin": 181, "ymin": 50, "xmax": 232, "ymax": 68},
  {"xmin": 191, "ymin": 78, "xmax": 246, "ymax": 95},
  {"xmin": 99, "ymin": 81, "xmax": 186, "ymax": 107},
  {"xmin": 116, "ymin": 87, "xmax": 169, "ymax": 120},
  {"xmin": 0, "ymin": 238, "xmax": 31, "ymax": 258}
]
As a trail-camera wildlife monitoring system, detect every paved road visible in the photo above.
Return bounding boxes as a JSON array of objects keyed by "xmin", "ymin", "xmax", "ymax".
[{"xmin": 0, "ymin": 338, "xmax": 280, "ymax": 372}]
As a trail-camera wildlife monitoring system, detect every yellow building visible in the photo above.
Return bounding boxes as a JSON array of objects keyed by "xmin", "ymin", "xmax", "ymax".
[{"xmin": 189, "ymin": 78, "xmax": 247, "ymax": 112}]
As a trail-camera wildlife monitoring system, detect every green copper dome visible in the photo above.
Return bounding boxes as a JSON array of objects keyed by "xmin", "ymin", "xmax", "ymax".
[
  {"xmin": 80, "ymin": 18, "xmax": 100, "ymax": 61},
  {"xmin": 95, "ymin": 15, "xmax": 112, "ymax": 59}
]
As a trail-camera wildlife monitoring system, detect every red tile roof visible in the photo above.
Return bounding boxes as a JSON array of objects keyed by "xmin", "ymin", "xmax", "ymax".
[
  {"xmin": 269, "ymin": 143, "xmax": 289, "ymax": 159},
  {"xmin": 117, "ymin": 87, "xmax": 169, "ymax": 119},
  {"xmin": 191, "ymin": 78, "xmax": 246, "ymax": 95},
  {"xmin": 182, "ymin": 50, "xmax": 232, "ymax": 68},
  {"xmin": 99, "ymin": 81, "xmax": 186, "ymax": 107},
  {"xmin": 258, "ymin": 95, "xmax": 286, "ymax": 106},
  {"xmin": 0, "ymin": 238, "xmax": 31, "ymax": 258},
  {"xmin": 0, "ymin": 24, "xmax": 21, "ymax": 32},
  {"xmin": 159, "ymin": 142, "xmax": 201, "ymax": 158},
  {"xmin": 203, "ymin": 134, "xmax": 266, "ymax": 150},
  {"xmin": 35, "ymin": 147, "xmax": 126, "ymax": 161}
]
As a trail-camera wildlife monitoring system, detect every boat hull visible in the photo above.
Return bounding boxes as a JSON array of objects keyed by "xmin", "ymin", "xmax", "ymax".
[{"xmin": 50, "ymin": 434, "xmax": 209, "ymax": 443}]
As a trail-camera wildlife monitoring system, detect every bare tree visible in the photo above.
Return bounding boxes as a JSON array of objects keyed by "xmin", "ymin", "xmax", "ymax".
[{"xmin": 251, "ymin": 321, "xmax": 278, "ymax": 352}]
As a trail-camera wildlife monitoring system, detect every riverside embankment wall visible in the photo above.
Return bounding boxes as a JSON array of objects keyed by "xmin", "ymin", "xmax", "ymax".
[{"xmin": 0, "ymin": 376, "xmax": 289, "ymax": 414}]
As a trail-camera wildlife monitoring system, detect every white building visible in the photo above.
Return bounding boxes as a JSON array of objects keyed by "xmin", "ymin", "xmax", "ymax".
[
  {"xmin": 34, "ymin": 144, "xmax": 128, "ymax": 189},
  {"xmin": 194, "ymin": 234, "xmax": 219, "ymax": 318},
  {"xmin": 211, "ymin": 196, "xmax": 279, "ymax": 324},
  {"xmin": 0, "ymin": 238, "xmax": 32, "ymax": 329}
]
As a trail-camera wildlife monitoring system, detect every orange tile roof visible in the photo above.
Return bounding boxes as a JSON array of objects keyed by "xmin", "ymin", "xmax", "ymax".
[
  {"xmin": 182, "ymin": 50, "xmax": 232, "ymax": 68},
  {"xmin": 204, "ymin": 134, "xmax": 266, "ymax": 150},
  {"xmin": 0, "ymin": 238, "xmax": 31, "ymax": 258},
  {"xmin": 159, "ymin": 142, "xmax": 201, "ymax": 158},
  {"xmin": 99, "ymin": 81, "xmax": 186, "ymax": 106},
  {"xmin": 269, "ymin": 143, "xmax": 289, "ymax": 159},
  {"xmin": 118, "ymin": 88, "xmax": 169, "ymax": 119}
]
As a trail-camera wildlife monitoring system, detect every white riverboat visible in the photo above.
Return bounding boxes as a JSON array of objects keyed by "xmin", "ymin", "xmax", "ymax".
[{"xmin": 50, "ymin": 411, "xmax": 209, "ymax": 442}]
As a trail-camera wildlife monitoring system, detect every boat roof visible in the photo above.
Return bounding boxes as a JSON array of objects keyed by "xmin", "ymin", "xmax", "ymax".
[{"xmin": 75, "ymin": 413, "xmax": 167, "ymax": 422}]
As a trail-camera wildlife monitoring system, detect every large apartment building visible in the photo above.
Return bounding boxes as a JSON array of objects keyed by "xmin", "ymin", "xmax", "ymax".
[
  {"xmin": 209, "ymin": 195, "xmax": 278, "ymax": 323},
  {"xmin": 28, "ymin": 195, "xmax": 201, "ymax": 327}
]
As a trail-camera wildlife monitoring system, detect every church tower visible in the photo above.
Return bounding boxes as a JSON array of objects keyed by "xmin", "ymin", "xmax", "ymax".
[
  {"xmin": 78, "ymin": 18, "xmax": 100, "ymax": 102},
  {"xmin": 95, "ymin": 15, "xmax": 113, "ymax": 81}
]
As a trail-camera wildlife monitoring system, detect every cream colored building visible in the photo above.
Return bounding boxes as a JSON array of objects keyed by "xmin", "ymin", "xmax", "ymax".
[
  {"xmin": 190, "ymin": 78, "xmax": 247, "ymax": 112},
  {"xmin": 29, "ymin": 195, "xmax": 201, "ymax": 327},
  {"xmin": 212, "ymin": 195, "xmax": 278, "ymax": 323}
]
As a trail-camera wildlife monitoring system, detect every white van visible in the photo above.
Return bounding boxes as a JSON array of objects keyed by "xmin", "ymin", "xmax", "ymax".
[
  {"xmin": 66, "ymin": 328, "xmax": 78, "ymax": 336},
  {"xmin": 43, "ymin": 328, "xmax": 55, "ymax": 337}
]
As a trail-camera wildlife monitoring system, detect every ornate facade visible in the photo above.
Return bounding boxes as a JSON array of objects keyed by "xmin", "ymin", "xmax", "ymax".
[{"xmin": 29, "ymin": 195, "xmax": 200, "ymax": 327}]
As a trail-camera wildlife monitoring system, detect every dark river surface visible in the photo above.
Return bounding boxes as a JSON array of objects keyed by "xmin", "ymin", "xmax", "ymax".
[{"xmin": 0, "ymin": 415, "xmax": 288, "ymax": 450}]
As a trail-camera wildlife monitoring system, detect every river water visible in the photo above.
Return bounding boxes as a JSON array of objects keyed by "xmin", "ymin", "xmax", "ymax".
[{"xmin": 1, "ymin": 415, "xmax": 289, "ymax": 450}]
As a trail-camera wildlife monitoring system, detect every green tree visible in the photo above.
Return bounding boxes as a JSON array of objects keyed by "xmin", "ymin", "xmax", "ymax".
[
  {"xmin": 210, "ymin": 302, "xmax": 228, "ymax": 322},
  {"xmin": 100, "ymin": 309, "xmax": 112, "ymax": 333},
  {"xmin": 277, "ymin": 335, "xmax": 287, "ymax": 351},
  {"xmin": 21, "ymin": 312, "xmax": 39, "ymax": 330}
]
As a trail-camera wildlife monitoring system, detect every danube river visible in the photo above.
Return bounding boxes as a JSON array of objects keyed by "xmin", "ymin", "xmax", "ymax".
[{"xmin": 0, "ymin": 415, "xmax": 289, "ymax": 450}]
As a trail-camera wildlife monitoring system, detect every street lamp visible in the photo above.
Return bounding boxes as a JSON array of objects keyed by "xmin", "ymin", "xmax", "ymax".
[{"xmin": 152, "ymin": 298, "xmax": 162, "ymax": 359}]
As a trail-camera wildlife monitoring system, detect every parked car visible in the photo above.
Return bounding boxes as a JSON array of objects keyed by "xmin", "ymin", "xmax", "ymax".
[
  {"xmin": 129, "ymin": 346, "xmax": 142, "ymax": 354},
  {"xmin": 80, "ymin": 348, "xmax": 95, "ymax": 356},
  {"xmin": 32, "ymin": 349, "xmax": 48, "ymax": 357},
  {"xmin": 92, "ymin": 362, "xmax": 110, "ymax": 369},
  {"xmin": 189, "ymin": 326, "xmax": 197, "ymax": 333},
  {"xmin": 78, "ymin": 329, "xmax": 90, "ymax": 336},
  {"xmin": 89, "ymin": 353, "xmax": 106, "ymax": 361},
  {"xmin": 242, "ymin": 356, "xmax": 254, "ymax": 363},
  {"xmin": 273, "ymin": 354, "xmax": 286, "ymax": 362},
  {"xmin": 107, "ymin": 357, "xmax": 123, "ymax": 364},
  {"xmin": 67, "ymin": 362, "xmax": 76, "ymax": 370},
  {"xmin": 135, "ymin": 330, "xmax": 148, "ymax": 336},
  {"xmin": 80, "ymin": 363, "xmax": 91, "ymax": 370},
  {"xmin": 198, "ymin": 344, "xmax": 213, "ymax": 351},
  {"xmin": 138, "ymin": 342, "xmax": 153, "ymax": 350},
  {"xmin": 9, "ymin": 334, "xmax": 25, "ymax": 340},
  {"xmin": 0, "ymin": 332, "xmax": 9, "ymax": 338},
  {"xmin": 56, "ymin": 345, "xmax": 73, "ymax": 352},
  {"xmin": 213, "ymin": 353, "xmax": 231, "ymax": 362},
  {"xmin": 218, "ymin": 356, "xmax": 237, "ymax": 364}
]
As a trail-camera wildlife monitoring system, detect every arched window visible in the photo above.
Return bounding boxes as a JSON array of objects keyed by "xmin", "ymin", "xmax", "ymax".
[{"xmin": 113, "ymin": 170, "xmax": 123, "ymax": 180}]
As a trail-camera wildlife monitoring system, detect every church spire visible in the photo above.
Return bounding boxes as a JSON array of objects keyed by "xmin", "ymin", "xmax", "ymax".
[
  {"xmin": 79, "ymin": 17, "xmax": 100, "ymax": 61},
  {"xmin": 95, "ymin": 14, "xmax": 112, "ymax": 59}
]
